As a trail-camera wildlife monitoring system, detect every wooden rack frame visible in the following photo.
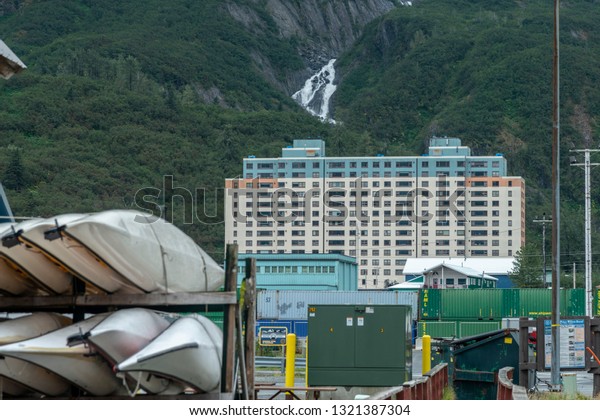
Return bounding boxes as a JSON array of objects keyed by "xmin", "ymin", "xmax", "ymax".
[{"xmin": 0, "ymin": 244, "xmax": 254, "ymax": 400}]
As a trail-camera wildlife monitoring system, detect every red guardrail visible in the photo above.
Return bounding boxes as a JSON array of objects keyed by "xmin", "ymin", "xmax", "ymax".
[
  {"xmin": 497, "ymin": 367, "xmax": 528, "ymax": 400},
  {"xmin": 369, "ymin": 363, "xmax": 448, "ymax": 400}
]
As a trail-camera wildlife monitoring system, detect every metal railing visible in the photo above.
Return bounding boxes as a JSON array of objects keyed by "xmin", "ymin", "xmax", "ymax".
[{"xmin": 255, "ymin": 356, "xmax": 306, "ymax": 373}]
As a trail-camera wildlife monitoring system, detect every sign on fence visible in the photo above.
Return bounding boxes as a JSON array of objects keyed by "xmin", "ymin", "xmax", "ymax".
[{"xmin": 259, "ymin": 326, "xmax": 288, "ymax": 346}]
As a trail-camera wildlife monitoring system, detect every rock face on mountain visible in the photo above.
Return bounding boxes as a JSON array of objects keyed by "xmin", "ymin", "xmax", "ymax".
[
  {"xmin": 263, "ymin": 0, "xmax": 397, "ymax": 63},
  {"xmin": 226, "ymin": 0, "xmax": 402, "ymax": 94}
]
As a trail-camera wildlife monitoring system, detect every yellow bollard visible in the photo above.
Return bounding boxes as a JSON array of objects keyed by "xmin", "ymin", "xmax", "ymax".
[
  {"xmin": 422, "ymin": 334, "xmax": 431, "ymax": 375},
  {"xmin": 305, "ymin": 337, "xmax": 308, "ymax": 387},
  {"xmin": 285, "ymin": 333, "xmax": 297, "ymax": 399}
]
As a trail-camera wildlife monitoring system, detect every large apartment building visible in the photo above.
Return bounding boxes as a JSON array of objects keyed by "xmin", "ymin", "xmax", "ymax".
[{"xmin": 224, "ymin": 137, "xmax": 525, "ymax": 289}]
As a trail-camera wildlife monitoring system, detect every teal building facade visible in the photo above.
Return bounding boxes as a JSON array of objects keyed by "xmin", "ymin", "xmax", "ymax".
[{"xmin": 237, "ymin": 253, "xmax": 357, "ymax": 291}]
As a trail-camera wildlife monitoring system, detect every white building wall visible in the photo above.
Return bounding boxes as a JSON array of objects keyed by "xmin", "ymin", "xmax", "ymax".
[{"xmin": 225, "ymin": 175, "xmax": 525, "ymax": 290}]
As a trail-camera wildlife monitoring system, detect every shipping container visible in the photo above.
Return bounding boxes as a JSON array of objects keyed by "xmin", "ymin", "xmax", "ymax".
[
  {"xmin": 420, "ymin": 288, "xmax": 588, "ymax": 321},
  {"xmin": 440, "ymin": 289, "xmax": 504, "ymax": 320},
  {"xmin": 418, "ymin": 320, "xmax": 501, "ymax": 338},
  {"xmin": 459, "ymin": 321, "xmax": 501, "ymax": 337},
  {"xmin": 419, "ymin": 288, "xmax": 440, "ymax": 319},
  {"xmin": 418, "ymin": 321, "xmax": 457, "ymax": 338},
  {"xmin": 257, "ymin": 290, "xmax": 419, "ymax": 321}
]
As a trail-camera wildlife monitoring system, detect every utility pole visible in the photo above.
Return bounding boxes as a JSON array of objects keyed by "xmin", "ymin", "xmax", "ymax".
[
  {"xmin": 570, "ymin": 148, "xmax": 599, "ymax": 318},
  {"xmin": 573, "ymin": 262, "xmax": 576, "ymax": 289},
  {"xmin": 533, "ymin": 215, "xmax": 552, "ymax": 286},
  {"xmin": 550, "ymin": 0, "xmax": 561, "ymax": 391}
]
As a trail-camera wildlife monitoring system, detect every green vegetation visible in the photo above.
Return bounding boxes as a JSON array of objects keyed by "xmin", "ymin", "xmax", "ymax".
[
  {"xmin": 1, "ymin": 0, "xmax": 600, "ymax": 271},
  {"xmin": 442, "ymin": 386, "xmax": 456, "ymax": 400},
  {"xmin": 529, "ymin": 391, "xmax": 594, "ymax": 400},
  {"xmin": 336, "ymin": 0, "xmax": 600, "ymax": 281},
  {"xmin": 509, "ymin": 244, "xmax": 545, "ymax": 288}
]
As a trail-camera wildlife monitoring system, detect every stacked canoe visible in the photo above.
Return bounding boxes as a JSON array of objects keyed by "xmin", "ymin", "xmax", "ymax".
[
  {"xmin": 0, "ymin": 310, "xmax": 223, "ymax": 397},
  {"xmin": 0, "ymin": 209, "xmax": 224, "ymax": 295},
  {"xmin": 0, "ymin": 209, "xmax": 226, "ymax": 397}
]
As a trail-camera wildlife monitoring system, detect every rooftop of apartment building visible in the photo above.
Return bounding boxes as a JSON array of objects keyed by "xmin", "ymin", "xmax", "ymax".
[{"xmin": 238, "ymin": 137, "xmax": 513, "ymax": 180}]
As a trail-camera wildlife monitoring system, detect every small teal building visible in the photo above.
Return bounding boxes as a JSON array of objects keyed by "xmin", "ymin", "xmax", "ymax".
[{"xmin": 237, "ymin": 253, "xmax": 358, "ymax": 291}]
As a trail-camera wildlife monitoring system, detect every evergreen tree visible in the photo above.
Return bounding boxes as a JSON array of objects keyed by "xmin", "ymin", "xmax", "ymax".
[
  {"xmin": 509, "ymin": 244, "xmax": 545, "ymax": 288},
  {"xmin": 3, "ymin": 148, "xmax": 26, "ymax": 192}
]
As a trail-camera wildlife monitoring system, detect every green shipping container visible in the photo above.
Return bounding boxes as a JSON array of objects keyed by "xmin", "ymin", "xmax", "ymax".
[
  {"xmin": 419, "ymin": 288, "xmax": 588, "ymax": 321},
  {"xmin": 440, "ymin": 289, "xmax": 503, "ymax": 320},
  {"xmin": 418, "ymin": 321, "xmax": 457, "ymax": 338},
  {"xmin": 418, "ymin": 320, "xmax": 501, "ymax": 338},
  {"xmin": 420, "ymin": 288, "xmax": 440, "ymax": 319},
  {"xmin": 459, "ymin": 321, "xmax": 501, "ymax": 337}
]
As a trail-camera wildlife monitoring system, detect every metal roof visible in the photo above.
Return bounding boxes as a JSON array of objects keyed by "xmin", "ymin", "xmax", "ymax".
[
  {"xmin": 387, "ymin": 276, "xmax": 425, "ymax": 289},
  {"xmin": 422, "ymin": 263, "xmax": 498, "ymax": 281},
  {"xmin": 402, "ymin": 257, "xmax": 515, "ymax": 275}
]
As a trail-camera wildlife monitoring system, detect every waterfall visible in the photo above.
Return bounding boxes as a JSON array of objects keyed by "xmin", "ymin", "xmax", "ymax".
[{"xmin": 292, "ymin": 58, "xmax": 337, "ymax": 124}]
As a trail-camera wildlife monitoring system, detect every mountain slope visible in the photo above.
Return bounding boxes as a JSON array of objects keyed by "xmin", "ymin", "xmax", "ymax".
[
  {"xmin": 333, "ymin": 0, "xmax": 600, "ymax": 270},
  {"xmin": 0, "ymin": 0, "xmax": 599, "ymax": 272}
]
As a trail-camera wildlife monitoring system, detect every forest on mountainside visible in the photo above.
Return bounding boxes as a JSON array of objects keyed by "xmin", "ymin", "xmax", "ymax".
[
  {"xmin": 333, "ymin": 0, "xmax": 600, "ymax": 280},
  {"xmin": 0, "ymin": 0, "xmax": 599, "ymax": 279}
]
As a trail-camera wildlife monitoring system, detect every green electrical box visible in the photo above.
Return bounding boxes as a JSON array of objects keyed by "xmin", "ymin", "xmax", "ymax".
[{"xmin": 307, "ymin": 304, "xmax": 412, "ymax": 386}]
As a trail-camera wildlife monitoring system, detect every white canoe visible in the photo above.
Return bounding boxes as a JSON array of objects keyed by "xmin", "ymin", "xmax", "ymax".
[
  {"xmin": 0, "ymin": 377, "xmax": 38, "ymax": 397},
  {"xmin": 0, "ymin": 243, "xmax": 41, "ymax": 296},
  {"xmin": 18, "ymin": 213, "xmax": 142, "ymax": 294},
  {"xmin": 0, "ymin": 312, "xmax": 72, "ymax": 396},
  {"xmin": 58, "ymin": 210, "xmax": 224, "ymax": 293},
  {"xmin": 0, "ymin": 222, "xmax": 37, "ymax": 295},
  {"xmin": 0, "ymin": 313, "xmax": 127, "ymax": 396},
  {"xmin": 0, "ymin": 220, "xmax": 74, "ymax": 295},
  {"xmin": 118, "ymin": 316, "xmax": 222, "ymax": 393},
  {"xmin": 85, "ymin": 308, "xmax": 186, "ymax": 395}
]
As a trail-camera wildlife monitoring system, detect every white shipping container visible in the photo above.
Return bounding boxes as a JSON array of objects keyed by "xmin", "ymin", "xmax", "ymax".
[{"xmin": 257, "ymin": 290, "xmax": 419, "ymax": 321}]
